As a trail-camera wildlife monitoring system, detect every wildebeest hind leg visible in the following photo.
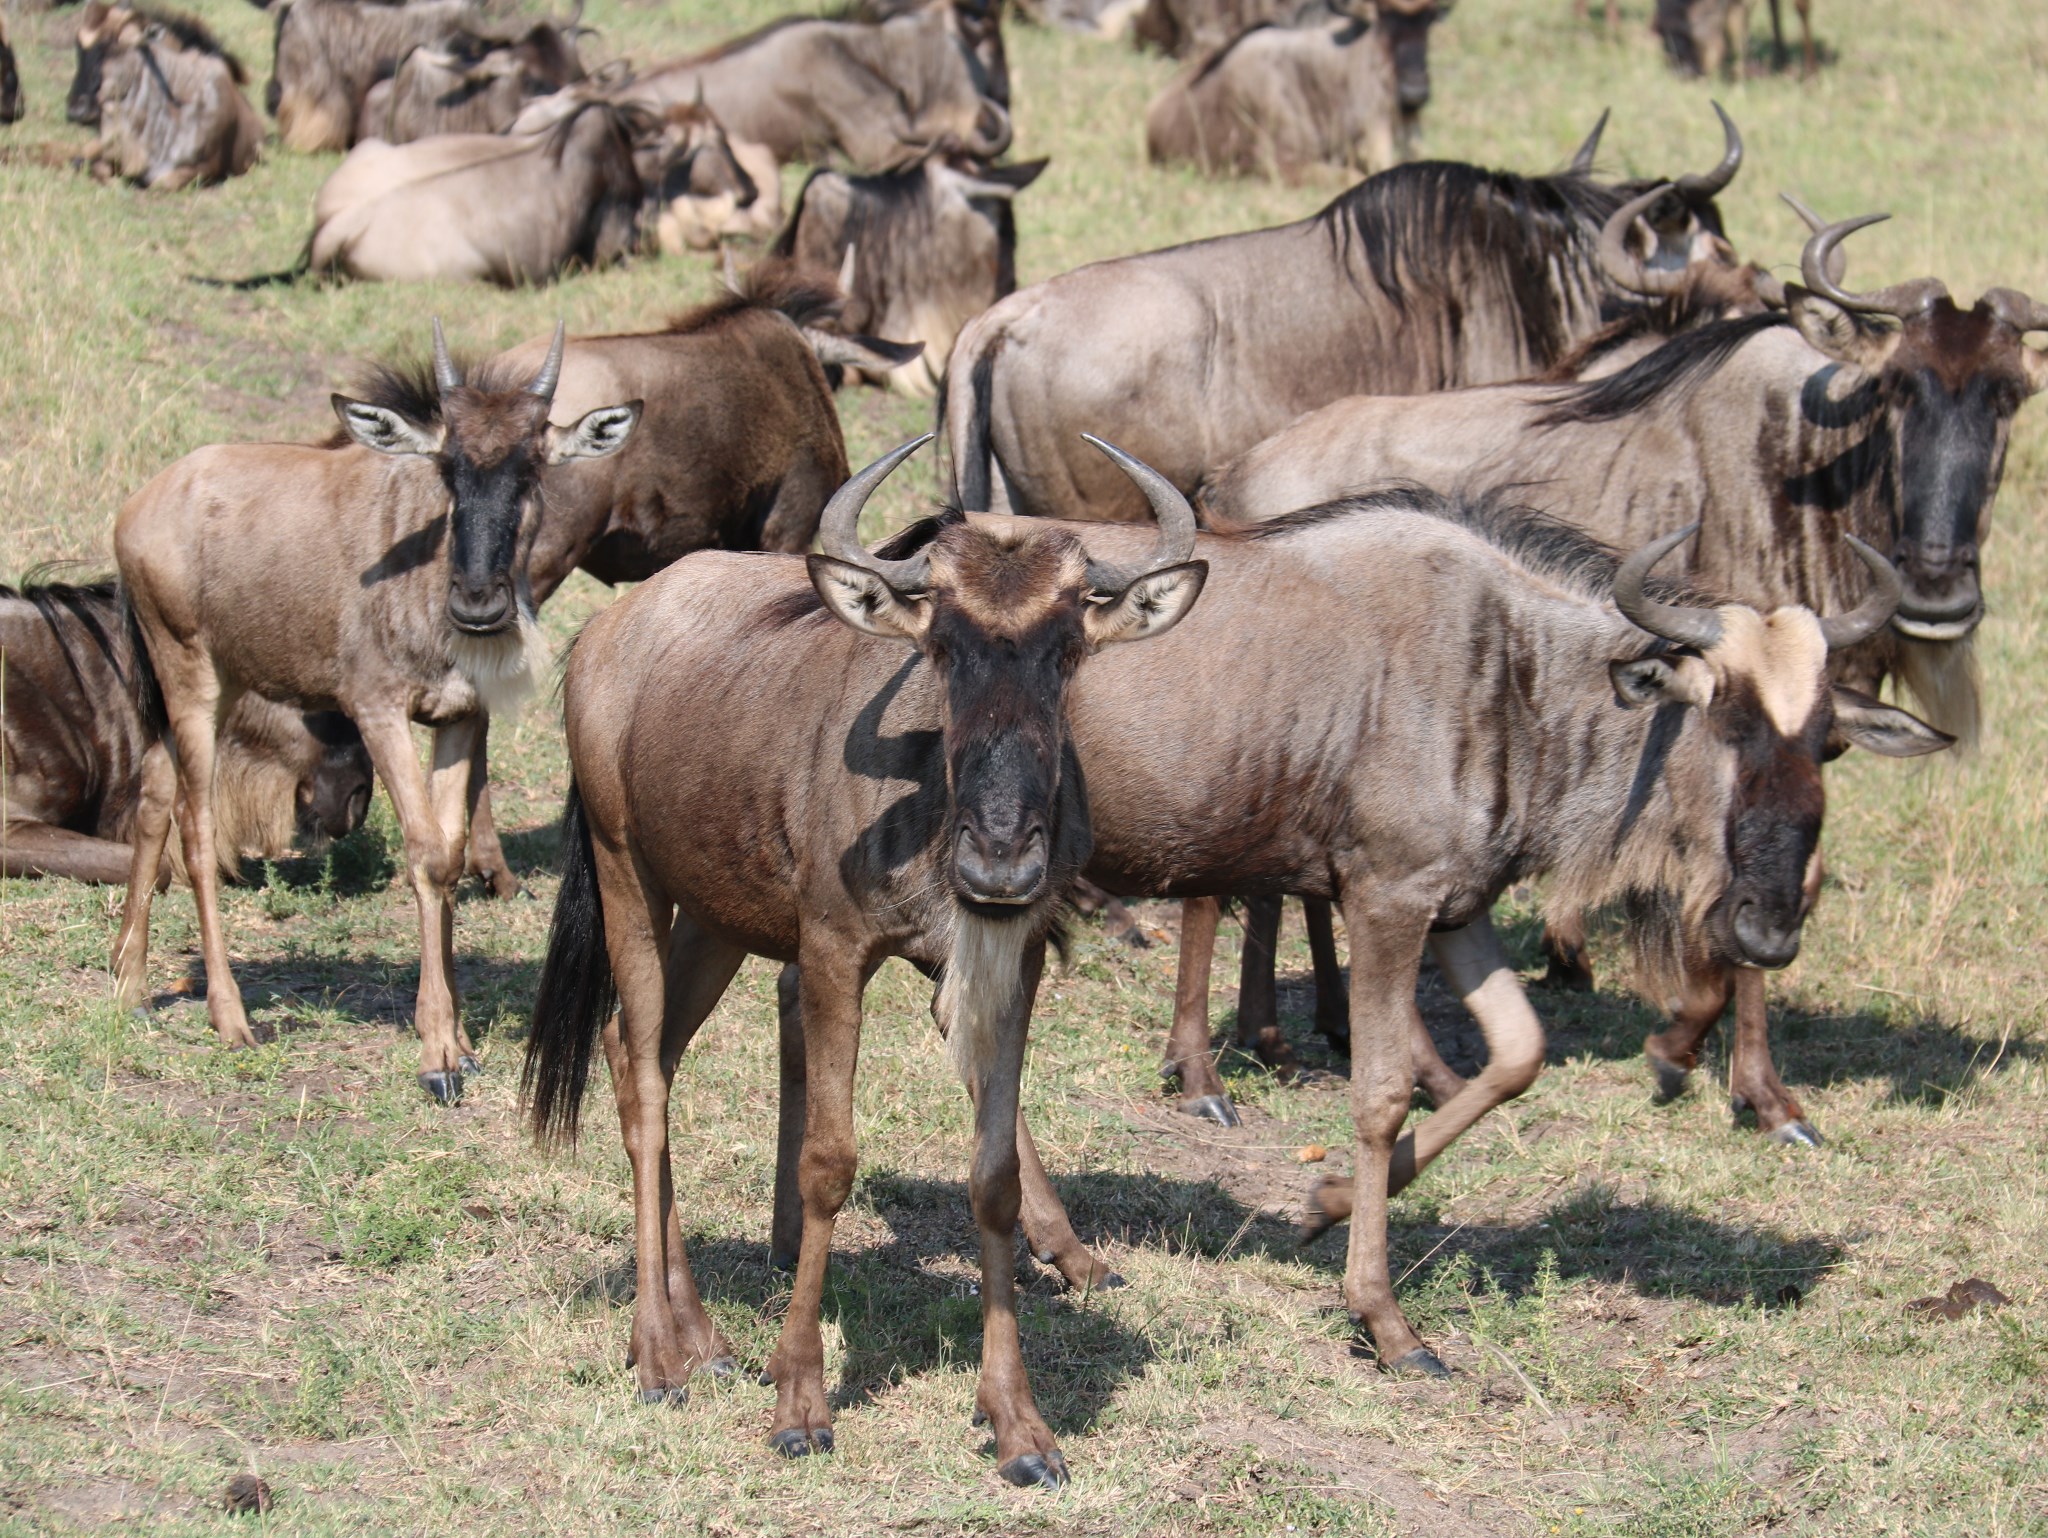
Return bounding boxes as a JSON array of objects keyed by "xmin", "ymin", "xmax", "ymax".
[
  {"xmin": 169, "ymin": 683, "xmax": 256, "ymax": 1047},
  {"xmin": 1235, "ymin": 897, "xmax": 1296, "ymax": 1073},
  {"xmin": 1016, "ymin": 1110, "xmax": 1121, "ymax": 1291},
  {"xmin": 769, "ymin": 964, "xmax": 806, "ymax": 1273},
  {"xmin": 1163, "ymin": 897, "xmax": 1238, "ymax": 1124},
  {"xmin": 463, "ymin": 717, "xmax": 523, "ymax": 899},
  {"xmin": 1304, "ymin": 899, "xmax": 1351, "ymax": 1052},
  {"xmin": 5, "ymin": 823, "xmax": 146, "ymax": 886},
  {"xmin": 1644, "ymin": 963, "xmax": 1732, "ymax": 1105},
  {"xmin": 1728, "ymin": 965, "xmax": 1818, "ymax": 1146},
  {"xmin": 112, "ymin": 738, "xmax": 178, "ymax": 1009}
]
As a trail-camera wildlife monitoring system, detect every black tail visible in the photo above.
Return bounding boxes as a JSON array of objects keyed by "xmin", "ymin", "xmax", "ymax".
[
  {"xmin": 193, "ymin": 244, "xmax": 311, "ymax": 291},
  {"xmin": 522, "ymin": 780, "xmax": 615, "ymax": 1147},
  {"xmin": 120, "ymin": 593, "xmax": 168, "ymax": 740},
  {"xmin": 953, "ymin": 338, "xmax": 1001, "ymax": 512}
]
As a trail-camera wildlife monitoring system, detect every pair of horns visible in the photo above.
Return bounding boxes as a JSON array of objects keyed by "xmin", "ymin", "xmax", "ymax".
[
  {"xmin": 1790, "ymin": 206, "xmax": 2048, "ymax": 333},
  {"xmin": 1615, "ymin": 524, "xmax": 1900, "ymax": 653},
  {"xmin": 1598, "ymin": 185, "xmax": 1843, "ymax": 303},
  {"xmin": 816, "ymin": 435, "xmax": 1197, "ymax": 595},
  {"xmin": 1568, "ymin": 100, "xmax": 1741, "ymax": 199},
  {"xmin": 430, "ymin": 316, "xmax": 566, "ymax": 401}
]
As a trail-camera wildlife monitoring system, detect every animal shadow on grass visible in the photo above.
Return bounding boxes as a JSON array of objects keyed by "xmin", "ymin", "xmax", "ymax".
[
  {"xmin": 161, "ymin": 952, "xmax": 539, "ymax": 1046},
  {"xmin": 495, "ymin": 818, "xmax": 565, "ymax": 881}
]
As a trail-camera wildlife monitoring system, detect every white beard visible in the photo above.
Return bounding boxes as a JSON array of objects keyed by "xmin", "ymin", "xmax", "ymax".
[
  {"xmin": 935, "ymin": 908, "xmax": 1031, "ymax": 1089},
  {"xmin": 448, "ymin": 609, "xmax": 551, "ymax": 717}
]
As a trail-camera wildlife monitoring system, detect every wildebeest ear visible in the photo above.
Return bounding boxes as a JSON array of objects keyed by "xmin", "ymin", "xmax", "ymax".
[
  {"xmin": 802, "ymin": 329, "xmax": 925, "ymax": 374},
  {"xmin": 1786, "ymin": 289, "xmax": 1898, "ymax": 372},
  {"xmin": 1830, "ymin": 686, "xmax": 1953, "ymax": 758},
  {"xmin": 331, "ymin": 395, "xmax": 443, "ymax": 456},
  {"xmin": 1085, "ymin": 561, "xmax": 1208, "ymax": 648},
  {"xmin": 808, "ymin": 554, "xmax": 931, "ymax": 644},
  {"xmin": 546, "ymin": 402, "xmax": 641, "ymax": 464},
  {"xmin": 1609, "ymin": 654, "xmax": 1713, "ymax": 710}
]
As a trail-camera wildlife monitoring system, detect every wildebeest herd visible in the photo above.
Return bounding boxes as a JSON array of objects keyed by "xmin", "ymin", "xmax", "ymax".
[{"xmin": 2, "ymin": 0, "xmax": 2040, "ymax": 1497}]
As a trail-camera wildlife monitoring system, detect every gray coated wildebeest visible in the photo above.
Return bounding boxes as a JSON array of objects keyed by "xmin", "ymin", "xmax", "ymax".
[
  {"xmin": 1, "ymin": 17, "xmax": 22, "ymax": 126},
  {"xmin": 308, "ymin": 99, "xmax": 703, "ymax": 284},
  {"xmin": 1658, "ymin": 0, "xmax": 1815, "ymax": 80},
  {"xmin": 757, "ymin": 488, "xmax": 1936, "ymax": 1383},
  {"xmin": 769, "ymin": 148, "xmax": 1049, "ymax": 394},
  {"xmin": 842, "ymin": 0, "xmax": 1010, "ymax": 106},
  {"xmin": 67, "ymin": 3, "xmax": 263, "ymax": 188},
  {"xmin": 521, "ymin": 437, "xmax": 1206, "ymax": 1486},
  {"xmin": 266, "ymin": 0, "xmax": 480, "ymax": 151},
  {"xmin": 1132, "ymin": 0, "xmax": 1294, "ymax": 58},
  {"xmin": 2, "ymin": 576, "xmax": 372, "ymax": 886},
  {"xmin": 621, "ymin": 0, "xmax": 1012, "ymax": 170},
  {"xmin": 354, "ymin": 18, "xmax": 585, "ymax": 143},
  {"xmin": 1200, "ymin": 208, "xmax": 2032, "ymax": 1141},
  {"xmin": 1144, "ymin": 0, "xmax": 1445, "ymax": 181},
  {"xmin": 112, "ymin": 322, "xmax": 640, "ymax": 1101},
  {"xmin": 944, "ymin": 104, "xmax": 1746, "ymax": 521},
  {"xmin": 633, "ymin": 98, "xmax": 777, "ymax": 254}
]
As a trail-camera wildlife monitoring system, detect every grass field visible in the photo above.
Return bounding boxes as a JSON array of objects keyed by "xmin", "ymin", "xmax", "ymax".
[{"xmin": 5, "ymin": 0, "xmax": 2048, "ymax": 1532}]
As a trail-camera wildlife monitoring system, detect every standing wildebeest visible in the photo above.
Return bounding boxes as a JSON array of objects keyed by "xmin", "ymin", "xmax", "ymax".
[
  {"xmin": 1658, "ymin": 0, "xmax": 1814, "ymax": 80},
  {"xmin": 67, "ymin": 3, "xmax": 264, "ymax": 188},
  {"xmin": 353, "ymin": 19, "xmax": 584, "ymax": 143},
  {"xmin": 770, "ymin": 148, "xmax": 1049, "ymax": 394},
  {"xmin": 945, "ymin": 106, "xmax": 1746, "ymax": 521},
  {"xmin": 621, "ymin": 0, "xmax": 1012, "ymax": 170},
  {"xmin": 1144, "ymin": 0, "xmax": 1443, "ymax": 181},
  {"xmin": 3, "ymin": 576, "xmax": 372, "ymax": 886},
  {"xmin": 112, "ymin": 323, "xmax": 640, "ymax": 1101},
  {"xmin": 267, "ymin": 0, "xmax": 480, "ymax": 151},
  {"xmin": 1, "ymin": 17, "xmax": 23, "ymax": 126},
  {"xmin": 308, "ymin": 100, "xmax": 705, "ymax": 285},
  {"xmin": 522, "ymin": 438, "xmax": 1207, "ymax": 1485}
]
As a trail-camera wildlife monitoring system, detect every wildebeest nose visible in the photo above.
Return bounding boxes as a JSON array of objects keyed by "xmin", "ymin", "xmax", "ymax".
[
  {"xmin": 1399, "ymin": 77, "xmax": 1431, "ymax": 111},
  {"xmin": 447, "ymin": 582, "xmax": 514, "ymax": 633},
  {"xmin": 1732, "ymin": 901, "xmax": 1801, "ymax": 970},
  {"xmin": 954, "ymin": 822, "xmax": 1048, "ymax": 905}
]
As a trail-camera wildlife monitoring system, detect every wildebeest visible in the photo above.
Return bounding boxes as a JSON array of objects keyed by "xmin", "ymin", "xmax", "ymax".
[
  {"xmin": 522, "ymin": 438, "xmax": 1207, "ymax": 1485},
  {"xmin": 353, "ymin": 18, "xmax": 585, "ymax": 143},
  {"xmin": 308, "ymin": 100, "xmax": 703, "ymax": 285},
  {"xmin": 2, "ymin": 575, "xmax": 372, "ymax": 886},
  {"xmin": 267, "ymin": 0, "xmax": 480, "ymax": 151},
  {"xmin": 1132, "ymin": 0, "xmax": 1293, "ymax": 57},
  {"xmin": 770, "ymin": 148, "xmax": 1048, "ymax": 394},
  {"xmin": 1658, "ymin": 0, "xmax": 1814, "ymax": 80},
  {"xmin": 622, "ymin": 0, "xmax": 1012, "ymax": 169},
  {"xmin": 1, "ymin": 17, "xmax": 23, "ymax": 126},
  {"xmin": 1144, "ymin": 0, "xmax": 1443, "ymax": 181},
  {"xmin": 641, "ymin": 101, "xmax": 776, "ymax": 254},
  {"xmin": 112, "ymin": 323, "xmax": 640, "ymax": 1101},
  {"xmin": 944, "ymin": 106, "xmax": 1746, "ymax": 520},
  {"xmin": 67, "ymin": 3, "xmax": 264, "ymax": 188}
]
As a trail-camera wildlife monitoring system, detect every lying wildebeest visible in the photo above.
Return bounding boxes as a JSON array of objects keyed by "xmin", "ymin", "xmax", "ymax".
[
  {"xmin": 68, "ymin": 3, "xmax": 264, "ymax": 188},
  {"xmin": 756, "ymin": 489, "xmax": 1935, "ymax": 1394},
  {"xmin": 945, "ymin": 105, "xmax": 1745, "ymax": 520},
  {"xmin": 2, "ymin": 575, "xmax": 372, "ymax": 886},
  {"xmin": 641, "ymin": 100, "xmax": 777, "ymax": 254},
  {"xmin": 1132, "ymin": 0, "xmax": 1292, "ymax": 57},
  {"xmin": 1199, "ymin": 208, "xmax": 2034, "ymax": 1140},
  {"xmin": 267, "ymin": 0, "xmax": 480, "ymax": 151},
  {"xmin": 308, "ymin": 100, "xmax": 708, "ymax": 285},
  {"xmin": 523, "ymin": 438, "xmax": 1206, "ymax": 1486},
  {"xmin": 622, "ymin": 0, "xmax": 1011, "ymax": 169},
  {"xmin": 113, "ymin": 322, "xmax": 640, "ymax": 1100},
  {"xmin": 354, "ymin": 18, "xmax": 585, "ymax": 143},
  {"xmin": 841, "ymin": 0, "xmax": 1009, "ymax": 106},
  {"xmin": 770, "ymin": 148, "xmax": 1048, "ymax": 394},
  {"xmin": 1145, "ymin": 0, "xmax": 1444, "ymax": 181},
  {"xmin": 1, "ymin": 17, "xmax": 23, "ymax": 126},
  {"xmin": 1658, "ymin": 0, "xmax": 1814, "ymax": 80}
]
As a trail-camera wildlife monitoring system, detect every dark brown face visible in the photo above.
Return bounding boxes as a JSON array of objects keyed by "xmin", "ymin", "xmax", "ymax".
[
  {"xmin": 295, "ymin": 712, "xmax": 375, "ymax": 846},
  {"xmin": 1373, "ymin": 1, "xmax": 1440, "ymax": 116},
  {"xmin": 1706, "ymin": 670, "xmax": 1829, "ymax": 969},
  {"xmin": 68, "ymin": 4, "xmax": 130, "ymax": 124},
  {"xmin": 438, "ymin": 390, "xmax": 555, "ymax": 634}
]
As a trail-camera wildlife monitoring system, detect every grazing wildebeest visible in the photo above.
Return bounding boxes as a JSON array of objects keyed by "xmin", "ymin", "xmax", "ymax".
[
  {"xmin": 2, "ymin": 576, "xmax": 372, "ymax": 886},
  {"xmin": 760, "ymin": 490, "xmax": 1938, "ymax": 1383},
  {"xmin": 1, "ymin": 17, "xmax": 23, "ymax": 126},
  {"xmin": 267, "ymin": 0, "xmax": 480, "ymax": 151},
  {"xmin": 1199, "ymin": 210, "xmax": 2036, "ymax": 1140},
  {"xmin": 1658, "ymin": 0, "xmax": 1814, "ymax": 80},
  {"xmin": 770, "ymin": 148, "xmax": 1049, "ymax": 394},
  {"xmin": 308, "ymin": 100, "xmax": 701, "ymax": 285},
  {"xmin": 621, "ymin": 0, "xmax": 1012, "ymax": 169},
  {"xmin": 354, "ymin": 19, "xmax": 584, "ymax": 143},
  {"xmin": 112, "ymin": 323, "xmax": 640, "ymax": 1101},
  {"xmin": 1144, "ymin": 0, "xmax": 1444, "ymax": 181},
  {"xmin": 67, "ymin": 3, "xmax": 264, "ymax": 188},
  {"xmin": 522, "ymin": 437, "xmax": 1206, "ymax": 1485},
  {"xmin": 944, "ymin": 106, "xmax": 1746, "ymax": 521}
]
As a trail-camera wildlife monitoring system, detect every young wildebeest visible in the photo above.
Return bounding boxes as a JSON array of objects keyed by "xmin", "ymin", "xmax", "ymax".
[
  {"xmin": 68, "ymin": 3, "xmax": 263, "ymax": 188},
  {"xmin": 770, "ymin": 148, "xmax": 1048, "ymax": 395},
  {"xmin": 1200, "ymin": 208, "xmax": 2036, "ymax": 1141},
  {"xmin": 266, "ymin": 0, "xmax": 480, "ymax": 151},
  {"xmin": 113, "ymin": 323, "xmax": 639, "ymax": 1099},
  {"xmin": 308, "ymin": 100, "xmax": 703, "ymax": 285},
  {"xmin": 621, "ymin": 1, "xmax": 1012, "ymax": 170},
  {"xmin": 2, "ymin": 576, "xmax": 371, "ymax": 886},
  {"xmin": 354, "ymin": 19, "xmax": 585, "ymax": 144},
  {"xmin": 523, "ymin": 438, "xmax": 1206, "ymax": 1486},
  {"xmin": 1, "ymin": 17, "xmax": 23, "ymax": 126},
  {"xmin": 1145, "ymin": 0, "xmax": 1444, "ymax": 181},
  {"xmin": 945, "ymin": 105, "xmax": 1746, "ymax": 520}
]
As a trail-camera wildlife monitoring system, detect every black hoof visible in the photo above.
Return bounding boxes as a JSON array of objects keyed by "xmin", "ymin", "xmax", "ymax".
[
  {"xmin": 998, "ymin": 1450, "xmax": 1070, "ymax": 1490},
  {"xmin": 756, "ymin": 1369, "xmax": 775, "ymax": 1387},
  {"xmin": 1769, "ymin": 1119, "xmax": 1823, "ymax": 1149},
  {"xmin": 704, "ymin": 1356, "xmax": 738, "ymax": 1379},
  {"xmin": 1316, "ymin": 1021, "xmax": 1352, "ymax": 1055},
  {"xmin": 769, "ymin": 1249, "xmax": 798, "ymax": 1275},
  {"xmin": 1181, "ymin": 1094, "xmax": 1241, "ymax": 1128},
  {"xmin": 458, "ymin": 1053, "xmax": 482, "ymax": 1075},
  {"xmin": 1090, "ymin": 1272, "xmax": 1126, "ymax": 1291},
  {"xmin": 635, "ymin": 1386, "xmax": 688, "ymax": 1407},
  {"xmin": 417, "ymin": 1070, "xmax": 464, "ymax": 1105},
  {"xmin": 1388, "ymin": 1347, "xmax": 1451, "ymax": 1379},
  {"xmin": 769, "ymin": 1427, "xmax": 833, "ymax": 1459},
  {"xmin": 1648, "ymin": 1056, "xmax": 1690, "ymax": 1105}
]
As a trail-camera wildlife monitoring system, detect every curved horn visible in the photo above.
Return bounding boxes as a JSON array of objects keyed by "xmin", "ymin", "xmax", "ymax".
[
  {"xmin": 1568, "ymin": 106, "xmax": 1609, "ymax": 175},
  {"xmin": 1799, "ymin": 212, "xmax": 1949, "ymax": 318},
  {"xmin": 1778, "ymin": 191, "xmax": 1846, "ymax": 285},
  {"xmin": 528, "ymin": 321, "xmax": 566, "ymax": 400},
  {"xmin": 1675, "ymin": 100, "xmax": 1742, "ymax": 201},
  {"xmin": 836, "ymin": 241, "xmax": 857, "ymax": 295},
  {"xmin": 1983, "ymin": 286, "xmax": 2048, "ymax": 336},
  {"xmin": 967, "ymin": 95, "xmax": 1011, "ymax": 159},
  {"xmin": 817, "ymin": 435, "xmax": 936, "ymax": 590},
  {"xmin": 1817, "ymin": 535, "xmax": 1902, "ymax": 651},
  {"xmin": 1613, "ymin": 524, "xmax": 1723, "ymax": 650},
  {"xmin": 1079, "ymin": 435, "xmax": 1198, "ymax": 592},
  {"xmin": 1598, "ymin": 183, "xmax": 1686, "ymax": 297},
  {"xmin": 431, "ymin": 316, "xmax": 462, "ymax": 392}
]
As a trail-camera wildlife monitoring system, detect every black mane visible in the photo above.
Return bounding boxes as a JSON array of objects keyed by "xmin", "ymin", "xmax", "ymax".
[
  {"xmin": 140, "ymin": 6, "xmax": 248, "ymax": 81},
  {"xmin": 1538, "ymin": 311, "xmax": 1790, "ymax": 426},
  {"xmin": 1, "ymin": 568, "xmax": 131, "ymax": 693}
]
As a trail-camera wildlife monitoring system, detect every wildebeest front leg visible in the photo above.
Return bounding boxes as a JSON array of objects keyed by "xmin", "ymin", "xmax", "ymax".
[
  {"xmin": 1303, "ymin": 899, "xmax": 1351, "ymax": 1051},
  {"xmin": 1235, "ymin": 897, "xmax": 1296, "ymax": 1073},
  {"xmin": 1015, "ymin": 1110, "xmax": 1121, "ymax": 1292},
  {"xmin": 462, "ymin": 716, "xmax": 523, "ymax": 899},
  {"xmin": 1728, "ymin": 965, "xmax": 1818, "ymax": 1146},
  {"xmin": 112, "ymin": 738, "xmax": 178, "ymax": 1010},
  {"xmin": 1164, "ymin": 896, "xmax": 1238, "ymax": 1124},
  {"xmin": 1643, "ymin": 963, "xmax": 1732, "ymax": 1104},
  {"xmin": 5, "ymin": 823, "xmax": 151, "ymax": 886}
]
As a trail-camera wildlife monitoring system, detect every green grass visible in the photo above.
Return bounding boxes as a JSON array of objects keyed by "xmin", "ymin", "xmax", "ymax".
[{"xmin": 6, "ymin": 0, "xmax": 2048, "ymax": 1533}]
